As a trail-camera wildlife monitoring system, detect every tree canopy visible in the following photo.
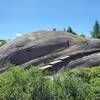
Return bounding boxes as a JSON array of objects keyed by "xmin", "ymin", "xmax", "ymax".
[{"xmin": 91, "ymin": 20, "xmax": 100, "ymax": 39}]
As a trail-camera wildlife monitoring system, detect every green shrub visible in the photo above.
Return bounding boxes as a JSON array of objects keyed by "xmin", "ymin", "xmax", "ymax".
[
  {"xmin": 0, "ymin": 40, "xmax": 6, "ymax": 47},
  {"xmin": 71, "ymin": 67, "xmax": 100, "ymax": 99},
  {"xmin": 90, "ymin": 67, "xmax": 100, "ymax": 78},
  {"xmin": 71, "ymin": 68, "xmax": 91, "ymax": 82},
  {"xmin": 54, "ymin": 69, "xmax": 95, "ymax": 100},
  {"xmin": 0, "ymin": 65, "xmax": 99, "ymax": 100}
]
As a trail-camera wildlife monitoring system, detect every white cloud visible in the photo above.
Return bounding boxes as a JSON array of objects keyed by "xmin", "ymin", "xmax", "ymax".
[{"xmin": 16, "ymin": 33, "xmax": 22, "ymax": 37}]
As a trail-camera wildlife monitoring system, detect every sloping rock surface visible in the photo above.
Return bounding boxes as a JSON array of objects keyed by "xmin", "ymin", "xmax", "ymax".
[
  {"xmin": 0, "ymin": 31, "xmax": 75, "ymax": 68},
  {"xmin": 0, "ymin": 30, "xmax": 100, "ymax": 70}
]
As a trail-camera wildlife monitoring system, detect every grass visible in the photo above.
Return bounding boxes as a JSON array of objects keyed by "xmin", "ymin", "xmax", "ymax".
[
  {"xmin": 0, "ymin": 40, "xmax": 6, "ymax": 47},
  {"xmin": 67, "ymin": 32, "xmax": 86, "ymax": 41}
]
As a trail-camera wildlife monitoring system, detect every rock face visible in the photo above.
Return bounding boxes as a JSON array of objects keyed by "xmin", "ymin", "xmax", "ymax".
[
  {"xmin": 0, "ymin": 30, "xmax": 100, "ymax": 70},
  {"xmin": 0, "ymin": 31, "xmax": 75, "ymax": 68}
]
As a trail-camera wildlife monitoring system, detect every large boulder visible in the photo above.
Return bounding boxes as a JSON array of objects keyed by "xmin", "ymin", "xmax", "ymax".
[
  {"xmin": 1, "ymin": 30, "xmax": 100, "ymax": 70},
  {"xmin": 67, "ymin": 52, "xmax": 100, "ymax": 68},
  {"xmin": 0, "ymin": 30, "xmax": 75, "ymax": 68}
]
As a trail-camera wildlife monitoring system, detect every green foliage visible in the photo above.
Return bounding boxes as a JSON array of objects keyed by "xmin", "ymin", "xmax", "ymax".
[
  {"xmin": 67, "ymin": 26, "xmax": 77, "ymax": 35},
  {"xmin": 67, "ymin": 27, "xmax": 73, "ymax": 33},
  {"xmin": 91, "ymin": 20, "xmax": 100, "ymax": 39},
  {"xmin": 0, "ymin": 66, "xmax": 51, "ymax": 100},
  {"xmin": 51, "ymin": 69, "xmax": 94, "ymax": 100},
  {"xmin": 71, "ymin": 67, "xmax": 100, "ymax": 99},
  {"xmin": 71, "ymin": 68, "xmax": 91, "ymax": 82},
  {"xmin": 0, "ymin": 65, "xmax": 100, "ymax": 100},
  {"xmin": 66, "ymin": 27, "xmax": 86, "ymax": 41},
  {"xmin": 68, "ymin": 33, "xmax": 86, "ymax": 41},
  {"xmin": 80, "ymin": 34, "xmax": 86, "ymax": 38},
  {"xmin": 0, "ymin": 40, "xmax": 6, "ymax": 47}
]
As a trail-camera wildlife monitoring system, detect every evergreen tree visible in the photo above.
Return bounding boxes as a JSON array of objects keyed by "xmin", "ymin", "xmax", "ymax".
[
  {"xmin": 67, "ymin": 26, "xmax": 76, "ymax": 35},
  {"xmin": 67, "ymin": 26, "xmax": 73, "ymax": 33},
  {"xmin": 91, "ymin": 21, "xmax": 100, "ymax": 39}
]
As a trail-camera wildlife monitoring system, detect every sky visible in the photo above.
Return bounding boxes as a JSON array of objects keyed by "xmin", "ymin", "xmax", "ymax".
[{"xmin": 0, "ymin": 0, "xmax": 100, "ymax": 39}]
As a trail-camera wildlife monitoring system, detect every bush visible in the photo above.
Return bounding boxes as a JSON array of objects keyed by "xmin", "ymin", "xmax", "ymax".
[
  {"xmin": 0, "ymin": 65, "xmax": 99, "ymax": 100},
  {"xmin": 80, "ymin": 34, "xmax": 86, "ymax": 37},
  {"xmin": 71, "ymin": 67, "xmax": 100, "ymax": 99},
  {"xmin": 0, "ymin": 40, "xmax": 6, "ymax": 47},
  {"xmin": 71, "ymin": 68, "xmax": 91, "ymax": 82},
  {"xmin": 0, "ymin": 66, "xmax": 51, "ymax": 100}
]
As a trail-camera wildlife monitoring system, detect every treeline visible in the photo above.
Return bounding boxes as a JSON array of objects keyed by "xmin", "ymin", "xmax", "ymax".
[
  {"xmin": 0, "ymin": 64, "xmax": 100, "ymax": 100},
  {"xmin": 63, "ymin": 20, "xmax": 100, "ymax": 39}
]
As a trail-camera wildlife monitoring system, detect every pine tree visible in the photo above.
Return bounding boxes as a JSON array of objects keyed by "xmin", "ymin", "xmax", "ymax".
[
  {"xmin": 91, "ymin": 21, "xmax": 100, "ymax": 39},
  {"xmin": 67, "ymin": 26, "xmax": 76, "ymax": 35},
  {"xmin": 67, "ymin": 26, "xmax": 73, "ymax": 33}
]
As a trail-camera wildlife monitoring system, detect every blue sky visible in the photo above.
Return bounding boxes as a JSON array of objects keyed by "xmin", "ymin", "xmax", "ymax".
[{"xmin": 0, "ymin": 0, "xmax": 100, "ymax": 39}]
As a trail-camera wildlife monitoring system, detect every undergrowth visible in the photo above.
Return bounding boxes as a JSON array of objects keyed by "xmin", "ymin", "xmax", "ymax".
[{"xmin": 0, "ymin": 64, "xmax": 100, "ymax": 100}]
